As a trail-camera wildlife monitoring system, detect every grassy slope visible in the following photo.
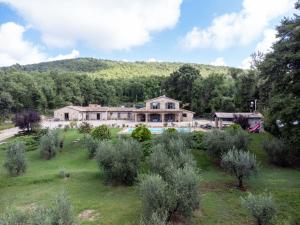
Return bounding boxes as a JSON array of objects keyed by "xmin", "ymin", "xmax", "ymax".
[{"xmin": 0, "ymin": 130, "xmax": 299, "ymax": 225}]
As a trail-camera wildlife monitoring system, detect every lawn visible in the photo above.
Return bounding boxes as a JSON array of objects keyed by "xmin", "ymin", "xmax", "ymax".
[
  {"xmin": 0, "ymin": 122, "xmax": 14, "ymax": 131},
  {"xmin": 0, "ymin": 129, "xmax": 299, "ymax": 225}
]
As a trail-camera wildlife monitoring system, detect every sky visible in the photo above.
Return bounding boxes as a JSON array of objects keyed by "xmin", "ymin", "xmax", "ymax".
[{"xmin": 0, "ymin": 0, "xmax": 296, "ymax": 68}]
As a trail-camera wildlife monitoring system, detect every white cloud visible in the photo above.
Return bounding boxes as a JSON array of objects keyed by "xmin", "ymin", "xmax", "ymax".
[
  {"xmin": 1, "ymin": 0, "xmax": 182, "ymax": 51},
  {"xmin": 181, "ymin": 0, "xmax": 294, "ymax": 50},
  {"xmin": 255, "ymin": 29, "xmax": 278, "ymax": 53},
  {"xmin": 0, "ymin": 22, "xmax": 80, "ymax": 66},
  {"xmin": 47, "ymin": 50, "xmax": 80, "ymax": 61},
  {"xmin": 240, "ymin": 28, "xmax": 278, "ymax": 69},
  {"xmin": 0, "ymin": 22, "xmax": 46, "ymax": 66},
  {"xmin": 240, "ymin": 57, "xmax": 252, "ymax": 69},
  {"xmin": 147, "ymin": 58, "xmax": 157, "ymax": 63},
  {"xmin": 210, "ymin": 57, "xmax": 227, "ymax": 66}
]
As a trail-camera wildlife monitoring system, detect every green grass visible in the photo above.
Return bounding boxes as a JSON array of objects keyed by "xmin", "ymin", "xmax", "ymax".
[
  {"xmin": 0, "ymin": 130, "xmax": 299, "ymax": 225},
  {"xmin": 0, "ymin": 122, "xmax": 14, "ymax": 131}
]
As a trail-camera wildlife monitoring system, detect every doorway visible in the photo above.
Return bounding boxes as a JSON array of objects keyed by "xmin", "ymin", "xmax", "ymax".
[{"xmin": 64, "ymin": 113, "xmax": 69, "ymax": 121}]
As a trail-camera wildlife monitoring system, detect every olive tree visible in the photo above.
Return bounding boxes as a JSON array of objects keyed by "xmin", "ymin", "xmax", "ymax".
[
  {"xmin": 221, "ymin": 148, "xmax": 257, "ymax": 189},
  {"xmin": 241, "ymin": 193, "xmax": 277, "ymax": 225},
  {"xmin": 40, "ymin": 130, "xmax": 61, "ymax": 160},
  {"xmin": 203, "ymin": 129, "xmax": 249, "ymax": 158},
  {"xmin": 139, "ymin": 174, "xmax": 170, "ymax": 222},
  {"xmin": 140, "ymin": 166, "xmax": 199, "ymax": 223},
  {"xmin": 3, "ymin": 141, "xmax": 27, "ymax": 176},
  {"xmin": 83, "ymin": 135, "xmax": 99, "ymax": 159},
  {"xmin": 96, "ymin": 139, "xmax": 142, "ymax": 185}
]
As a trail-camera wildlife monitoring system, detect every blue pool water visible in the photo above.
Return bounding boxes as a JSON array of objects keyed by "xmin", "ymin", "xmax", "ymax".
[{"xmin": 124, "ymin": 127, "xmax": 191, "ymax": 134}]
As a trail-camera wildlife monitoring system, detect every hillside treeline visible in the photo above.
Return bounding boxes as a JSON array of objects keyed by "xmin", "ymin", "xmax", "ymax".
[{"xmin": 0, "ymin": 65, "xmax": 253, "ymax": 117}]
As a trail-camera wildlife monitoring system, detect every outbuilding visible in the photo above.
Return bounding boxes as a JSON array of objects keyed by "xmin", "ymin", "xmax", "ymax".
[{"xmin": 214, "ymin": 112, "xmax": 263, "ymax": 129}]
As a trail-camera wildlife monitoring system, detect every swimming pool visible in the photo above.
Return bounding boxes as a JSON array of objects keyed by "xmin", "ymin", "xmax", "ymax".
[{"xmin": 122, "ymin": 127, "xmax": 191, "ymax": 134}]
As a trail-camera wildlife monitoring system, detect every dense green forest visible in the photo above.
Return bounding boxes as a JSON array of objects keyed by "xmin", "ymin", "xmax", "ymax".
[{"xmin": 0, "ymin": 59, "xmax": 245, "ymax": 116}]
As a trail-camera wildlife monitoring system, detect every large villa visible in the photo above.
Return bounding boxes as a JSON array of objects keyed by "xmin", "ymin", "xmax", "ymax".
[{"xmin": 54, "ymin": 95, "xmax": 195, "ymax": 122}]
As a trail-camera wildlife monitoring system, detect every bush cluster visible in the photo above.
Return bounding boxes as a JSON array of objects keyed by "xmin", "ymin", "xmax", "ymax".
[
  {"xmin": 91, "ymin": 125, "xmax": 111, "ymax": 140},
  {"xmin": 39, "ymin": 130, "xmax": 61, "ymax": 160},
  {"xmin": 0, "ymin": 192, "xmax": 75, "ymax": 225},
  {"xmin": 241, "ymin": 193, "xmax": 277, "ymax": 225},
  {"xmin": 262, "ymin": 138, "xmax": 290, "ymax": 166},
  {"xmin": 131, "ymin": 125, "xmax": 151, "ymax": 142},
  {"xmin": 140, "ymin": 132, "xmax": 199, "ymax": 224},
  {"xmin": 83, "ymin": 135, "xmax": 100, "ymax": 158},
  {"xmin": 203, "ymin": 129, "xmax": 249, "ymax": 158},
  {"xmin": 78, "ymin": 122, "xmax": 92, "ymax": 134},
  {"xmin": 3, "ymin": 141, "xmax": 27, "ymax": 176},
  {"xmin": 96, "ymin": 139, "xmax": 142, "ymax": 185},
  {"xmin": 221, "ymin": 147, "xmax": 257, "ymax": 189}
]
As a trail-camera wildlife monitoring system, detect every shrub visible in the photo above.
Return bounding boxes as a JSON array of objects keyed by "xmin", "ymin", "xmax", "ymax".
[
  {"xmin": 203, "ymin": 129, "xmax": 249, "ymax": 158},
  {"xmin": 0, "ymin": 209, "xmax": 28, "ymax": 225},
  {"xmin": 221, "ymin": 148, "xmax": 257, "ymax": 189},
  {"xmin": 139, "ymin": 174, "xmax": 170, "ymax": 222},
  {"xmin": 13, "ymin": 109, "xmax": 41, "ymax": 133},
  {"xmin": 39, "ymin": 131, "xmax": 61, "ymax": 160},
  {"xmin": 69, "ymin": 121, "xmax": 77, "ymax": 129},
  {"xmin": 140, "ymin": 166, "xmax": 199, "ymax": 223},
  {"xmin": 164, "ymin": 128, "xmax": 177, "ymax": 133},
  {"xmin": 91, "ymin": 125, "xmax": 111, "ymax": 140},
  {"xmin": 168, "ymin": 166, "xmax": 199, "ymax": 218},
  {"xmin": 230, "ymin": 129, "xmax": 250, "ymax": 151},
  {"xmin": 234, "ymin": 114, "xmax": 250, "ymax": 130},
  {"xmin": 31, "ymin": 207, "xmax": 52, "ymax": 225},
  {"xmin": 262, "ymin": 138, "xmax": 289, "ymax": 166},
  {"xmin": 59, "ymin": 169, "xmax": 70, "ymax": 179},
  {"xmin": 3, "ymin": 141, "xmax": 27, "ymax": 176},
  {"xmin": 64, "ymin": 125, "xmax": 70, "ymax": 132},
  {"xmin": 131, "ymin": 125, "xmax": 151, "ymax": 142},
  {"xmin": 140, "ymin": 212, "xmax": 169, "ymax": 225},
  {"xmin": 228, "ymin": 123, "xmax": 242, "ymax": 130},
  {"xmin": 241, "ymin": 193, "xmax": 277, "ymax": 225},
  {"xmin": 147, "ymin": 145, "xmax": 175, "ymax": 180},
  {"xmin": 203, "ymin": 130, "xmax": 232, "ymax": 157},
  {"xmin": 83, "ymin": 135, "xmax": 100, "ymax": 158},
  {"xmin": 50, "ymin": 191, "xmax": 76, "ymax": 225},
  {"xmin": 78, "ymin": 122, "xmax": 92, "ymax": 134},
  {"xmin": 191, "ymin": 131, "xmax": 204, "ymax": 150},
  {"xmin": 96, "ymin": 139, "xmax": 142, "ymax": 185}
]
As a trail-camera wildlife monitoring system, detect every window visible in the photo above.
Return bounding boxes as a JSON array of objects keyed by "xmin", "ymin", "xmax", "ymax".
[
  {"xmin": 150, "ymin": 102, "xmax": 160, "ymax": 109},
  {"xmin": 166, "ymin": 102, "xmax": 175, "ymax": 109},
  {"xmin": 118, "ymin": 112, "xmax": 121, "ymax": 119},
  {"xmin": 128, "ymin": 112, "xmax": 132, "ymax": 119},
  {"xmin": 97, "ymin": 113, "xmax": 101, "ymax": 120},
  {"xmin": 183, "ymin": 113, "xmax": 187, "ymax": 117}
]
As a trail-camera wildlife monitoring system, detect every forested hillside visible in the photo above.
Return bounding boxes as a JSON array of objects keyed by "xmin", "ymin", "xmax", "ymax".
[
  {"xmin": 0, "ymin": 58, "xmax": 234, "ymax": 79},
  {"xmin": 0, "ymin": 58, "xmax": 246, "ymax": 117}
]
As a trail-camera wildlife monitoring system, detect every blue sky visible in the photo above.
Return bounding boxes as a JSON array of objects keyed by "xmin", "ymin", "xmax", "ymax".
[{"xmin": 0, "ymin": 0, "xmax": 296, "ymax": 68}]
